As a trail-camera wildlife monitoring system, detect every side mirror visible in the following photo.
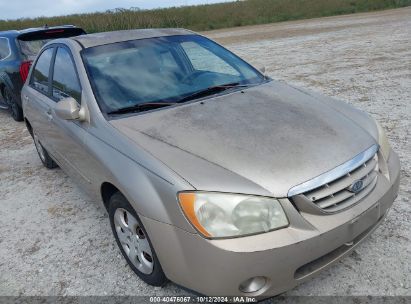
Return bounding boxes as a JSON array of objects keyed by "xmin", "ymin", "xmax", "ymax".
[{"xmin": 55, "ymin": 97, "xmax": 85, "ymax": 121}]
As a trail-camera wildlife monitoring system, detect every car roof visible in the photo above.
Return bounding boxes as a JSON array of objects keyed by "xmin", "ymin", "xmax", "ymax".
[
  {"xmin": 0, "ymin": 25, "xmax": 81, "ymax": 37},
  {"xmin": 72, "ymin": 28, "xmax": 195, "ymax": 48}
]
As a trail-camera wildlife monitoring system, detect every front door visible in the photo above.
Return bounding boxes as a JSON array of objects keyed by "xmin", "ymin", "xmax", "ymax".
[{"xmin": 45, "ymin": 46, "xmax": 95, "ymax": 194}]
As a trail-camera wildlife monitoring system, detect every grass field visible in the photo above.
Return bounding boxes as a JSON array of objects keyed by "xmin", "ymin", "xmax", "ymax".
[{"xmin": 1, "ymin": 0, "xmax": 411, "ymax": 33}]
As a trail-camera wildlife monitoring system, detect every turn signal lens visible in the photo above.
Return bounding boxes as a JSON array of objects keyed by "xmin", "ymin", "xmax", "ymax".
[{"xmin": 179, "ymin": 192, "xmax": 211, "ymax": 237}]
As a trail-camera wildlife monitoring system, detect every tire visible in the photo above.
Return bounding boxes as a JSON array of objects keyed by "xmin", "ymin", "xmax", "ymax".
[
  {"xmin": 33, "ymin": 131, "xmax": 58, "ymax": 169},
  {"xmin": 109, "ymin": 192, "xmax": 167, "ymax": 286},
  {"xmin": 3, "ymin": 87, "xmax": 23, "ymax": 121}
]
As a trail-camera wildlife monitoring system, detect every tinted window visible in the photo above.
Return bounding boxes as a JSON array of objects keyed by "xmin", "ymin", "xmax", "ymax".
[
  {"xmin": 52, "ymin": 47, "xmax": 81, "ymax": 102},
  {"xmin": 30, "ymin": 48, "xmax": 54, "ymax": 94},
  {"xmin": 0, "ymin": 38, "xmax": 10, "ymax": 60}
]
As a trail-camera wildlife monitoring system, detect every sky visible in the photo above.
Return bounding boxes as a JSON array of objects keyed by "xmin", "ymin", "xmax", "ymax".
[{"xmin": 0, "ymin": 0, "xmax": 232, "ymax": 20}]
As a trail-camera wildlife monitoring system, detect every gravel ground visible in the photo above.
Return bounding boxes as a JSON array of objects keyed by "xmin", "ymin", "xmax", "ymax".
[{"xmin": 0, "ymin": 7, "xmax": 410, "ymax": 298}]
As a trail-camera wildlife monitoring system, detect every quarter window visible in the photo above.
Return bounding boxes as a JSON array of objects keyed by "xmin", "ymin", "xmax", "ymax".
[
  {"xmin": 0, "ymin": 38, "xmax": 11, "ymax": 60},
  {"xmin": 30, "ymin": 48, "xmax": 54, "ymax": 94},
  {"xmin": 52, "ymin": 47, "xmax": 81, "ymax": 102}
]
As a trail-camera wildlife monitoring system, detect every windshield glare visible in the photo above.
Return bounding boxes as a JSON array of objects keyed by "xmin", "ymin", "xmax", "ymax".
[{"xmin": 82, "ymin": 35, "xmax": 265, "ymax": 113}]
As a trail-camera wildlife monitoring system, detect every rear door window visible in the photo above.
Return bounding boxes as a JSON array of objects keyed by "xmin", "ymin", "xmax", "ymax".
[
  {"xmin": 52, "ymin": 47, "xmax": 81, "ymax": 103},
  {"xmin": 0, "ymin": 37, "xmax": 10, "ymax": 60},
  {"xmin": 30, "ymin": 48, "xmax": 54, "ymax": 95}
]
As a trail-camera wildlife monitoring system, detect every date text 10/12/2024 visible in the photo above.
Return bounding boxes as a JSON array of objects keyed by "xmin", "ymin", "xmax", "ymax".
[{"xmin": 149, "ymin": 296, "xmax": 257, "ymax": 303}]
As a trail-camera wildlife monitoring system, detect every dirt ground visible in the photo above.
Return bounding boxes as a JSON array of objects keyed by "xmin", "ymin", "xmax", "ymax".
[{"xmin": 0, "ymin": 7, "xmax": 410, "ymax": 297}]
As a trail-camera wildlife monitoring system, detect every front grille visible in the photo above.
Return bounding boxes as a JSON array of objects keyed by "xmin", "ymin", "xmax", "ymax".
[{"xmin": 298, "ymin": 153, "xmax": 379, "ymax": 212}]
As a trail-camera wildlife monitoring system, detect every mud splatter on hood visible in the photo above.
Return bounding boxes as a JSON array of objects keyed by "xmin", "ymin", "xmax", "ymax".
[{"xmin": 111, "ymin": 81, "xmax": 376, "ymax": 196}]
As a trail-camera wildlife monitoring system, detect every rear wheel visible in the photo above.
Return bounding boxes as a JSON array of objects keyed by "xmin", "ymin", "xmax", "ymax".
[
  {"xmin": 33, "ymin": 131, "xmax": 58, "ymax": 169},
  {"xmin": 109, "ymin": 192, "xmax": 167, "ymax": 286},
  {"xmin": 3, "ymin": 87, "xmax": 23, "ymax": 121},
  {"xmin": 0, "ymin": 90, "xmax": 8, "ymax": 109}
]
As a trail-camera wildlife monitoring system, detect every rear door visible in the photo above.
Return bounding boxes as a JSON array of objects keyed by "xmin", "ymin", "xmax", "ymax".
[{"xmin": 23, "ymin": 46, "xmax": 56, "ymax": 154}]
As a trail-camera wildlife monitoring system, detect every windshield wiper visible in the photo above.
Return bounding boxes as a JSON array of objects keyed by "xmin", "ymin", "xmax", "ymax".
[
  {"xmin": 107, "ymin": 83, "xmax": 250, "ymax": 115},
  {"xmin": 175, "ymin": 82, "xmax": 250, "ymax": 104},
  {"xmin": 107, "ymin": 102, "xmax": 177, "ymax": 115}
]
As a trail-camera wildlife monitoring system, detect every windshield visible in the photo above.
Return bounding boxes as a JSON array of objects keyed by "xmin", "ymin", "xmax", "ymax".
[{"xmin": 82, "ymin": 35, "xmax": 265, "ymax": 114}]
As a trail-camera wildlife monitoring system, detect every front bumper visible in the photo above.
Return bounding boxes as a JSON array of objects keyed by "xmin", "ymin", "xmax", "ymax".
[{"xmin": 141, "ymin": 151, "xmax": 400, "ymax": 298}]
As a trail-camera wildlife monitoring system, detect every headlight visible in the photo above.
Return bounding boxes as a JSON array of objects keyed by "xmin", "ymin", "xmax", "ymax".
[
  {"xmin": 374, "ymin": 119, "xmax": 391, "ymax": 160},
  {"xmin": 178, "ymin": 192, "xmax": 289, "ymax": 238}
]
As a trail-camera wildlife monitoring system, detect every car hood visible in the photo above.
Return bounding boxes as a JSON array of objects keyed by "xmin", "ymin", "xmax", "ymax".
[{"xmin": 110, "ymin": 81, "xmax": 376, "ymax": 197}]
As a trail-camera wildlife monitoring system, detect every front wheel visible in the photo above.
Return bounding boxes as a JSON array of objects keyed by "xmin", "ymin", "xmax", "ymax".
[{"xmin": 109, "ymin": 192, "xmax": 167, "ymax": 286}]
